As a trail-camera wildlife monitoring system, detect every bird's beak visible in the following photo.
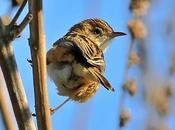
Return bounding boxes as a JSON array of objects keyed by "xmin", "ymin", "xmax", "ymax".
[{"xmin": 111, "ymin": 32, "xmax": 126, "ymax": 38}]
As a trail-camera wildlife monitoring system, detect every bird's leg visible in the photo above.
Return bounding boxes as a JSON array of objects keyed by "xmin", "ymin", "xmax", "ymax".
[
  {"xmin": 50, "ymin": 97, "xmax": 71, "ymax": 115},
  {"xmin": 32, "ymin": 98, "xmax": 71, "ymax": 116}
]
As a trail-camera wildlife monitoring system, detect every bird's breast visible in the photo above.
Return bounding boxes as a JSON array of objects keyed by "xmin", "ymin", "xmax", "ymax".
[{"xmin": 47, "ymin": 62, "xmax": 72, "ymax": 87}]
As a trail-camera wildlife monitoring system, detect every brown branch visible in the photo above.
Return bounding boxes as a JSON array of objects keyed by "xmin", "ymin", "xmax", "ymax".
[
  {"xmin": 0, "ymin": 13, "xmax": 32, "ymax": 44},
  {"xmin": 9, "ymin": 0, "xmax": 28, "ymax": 27},
  {"xmin": 0, "ymin": 93, "xmax": 15, "ymax": 130},
  {"xmin": 28, "ymin": 0, "xmax": 52, "ymax": 130},
  {"xmin": 18, "ymin": 12, "xmax": 33, "ymax": 34},
  {"xmin": 8, "ymin": 12, "xmax": 33, "ymax": 42},
  {"xmin": 0, "ymin": 18, "xmax": 36, "ymax": 129},
  {"xmin": 0, "ymin": 68, "xmax": 17, "ymax": 130}
]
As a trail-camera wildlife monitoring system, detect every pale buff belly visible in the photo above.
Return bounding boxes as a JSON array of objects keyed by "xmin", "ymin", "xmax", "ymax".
[{"xmin": 47, "ymin": 62, "xmax": 100, "ymax": 102}]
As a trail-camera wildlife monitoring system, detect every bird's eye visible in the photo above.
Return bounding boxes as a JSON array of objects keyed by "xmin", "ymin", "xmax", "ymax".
[{"xmin": 93, "ymin": 27, "xmax": 102, "ymax": 35}]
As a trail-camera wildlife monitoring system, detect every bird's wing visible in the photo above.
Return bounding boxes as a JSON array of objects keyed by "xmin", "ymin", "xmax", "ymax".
[{"xmin": 53, "ymin": 37, "xmax": 104, "ymax": 68}]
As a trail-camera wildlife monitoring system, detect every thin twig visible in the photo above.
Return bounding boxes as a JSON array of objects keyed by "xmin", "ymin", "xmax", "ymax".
[
  {"xmin": 28, "ymin": 0, "xmax": 52, "ymax": 130},
  {"xmin": 9, "ymin": 12, "xmax": 33, "ymax": 41},
  {"xmin": 128, "ymin": 38, "xmax": 135, "ymax": 54},
  {"xmin": 0, "ymin": 13, "xmax": 33, "ymax": 43},
  {"xmin": 9, "ymin": 0, "xmax": 28, "ymax": 27},
  {"xmin": 18, "ymin": 12, "xmax": 32, "ymax": 33}
]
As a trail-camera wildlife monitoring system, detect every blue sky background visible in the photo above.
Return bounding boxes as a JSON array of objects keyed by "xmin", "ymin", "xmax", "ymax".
[{"xmin": 0, "ymin": 0, "xmax": 175, "ymax": 130}]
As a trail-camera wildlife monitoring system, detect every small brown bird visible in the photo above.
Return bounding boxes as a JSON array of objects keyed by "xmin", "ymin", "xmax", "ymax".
[{"xmin": 47, "ymin": 19, "xmax": 125, "ymax": 105}]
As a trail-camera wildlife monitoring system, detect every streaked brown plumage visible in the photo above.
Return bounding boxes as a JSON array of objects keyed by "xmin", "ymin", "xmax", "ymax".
[{"xmin": 47, "ymin": 19, "xmax": 126, "ymax": 103}]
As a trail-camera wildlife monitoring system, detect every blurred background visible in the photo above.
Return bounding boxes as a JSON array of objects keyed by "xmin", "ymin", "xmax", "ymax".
[{"xmin": 0, "ymin": 0, "xmax": 175, "ymax": 130}]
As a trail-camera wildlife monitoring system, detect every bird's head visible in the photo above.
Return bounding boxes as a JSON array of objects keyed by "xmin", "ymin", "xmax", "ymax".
[{"xmin": 67, "ymin": 18, "xmax": 126, "ymax": 51}]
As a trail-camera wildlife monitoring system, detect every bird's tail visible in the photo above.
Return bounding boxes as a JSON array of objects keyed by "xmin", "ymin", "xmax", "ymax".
[{"xmin": 88, "ymin": 68, "xmax": 115, "ymax": 92}]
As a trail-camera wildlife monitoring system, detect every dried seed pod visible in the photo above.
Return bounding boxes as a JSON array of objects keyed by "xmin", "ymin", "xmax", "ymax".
[
  {"xmin": 128, "ymin": 19, "xmax": 147, "ymax": 39},
  {"xmin": 164, "ymin": 85, "xmax": 173, "ymax": 98},
  {"xmin": 129, "ymin": 0, "xmax": 151, "ymax": 16},
  {"xmin": 123, "ymin": 80, "xmax": 137, "ymax": 96},
  {"xmin": 119, "ymin": 109, "xmax": 131, "ymax": 128}
]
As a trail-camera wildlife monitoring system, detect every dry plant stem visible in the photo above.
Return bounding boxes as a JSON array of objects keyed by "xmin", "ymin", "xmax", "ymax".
[
  {"xmin": 15, "ymin": 12, "xmax": 33, "ymax": 36},
  {"xmin": 0, "ymin": 19, "xmax": 36, "ymax": 129},
  {"xmin": 0, "ymin": 92, "xmax": 15, "ymax": 130},
  {"xmin": 0, "ymin": 71, "xmax": 16, "ymax": 130},
  {"xmin": 128, "ymin": 38, "xmax": 135, "ymax": 55},
  {"xmin": 50, "ymin": 98, "xmax": 71, "ymax": 115},
  {"xmin": 126, "ymin": 38, "xmax": 135, "ymax": 73},
  {"xmin": 9, "ymin": 0, "xmax": 28, "ymax": 27},
  {"xmin": 28, "ymin": 0, "xmax": 52, "ymax": 130},
  {"xmin": 116, "ymin": 38, "xmax": 135, "ymax": 130}
]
